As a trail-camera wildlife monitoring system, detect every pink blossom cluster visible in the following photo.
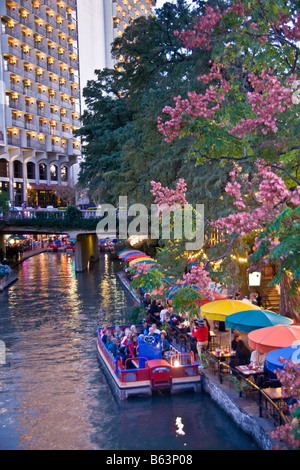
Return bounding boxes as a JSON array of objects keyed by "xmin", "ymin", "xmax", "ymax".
[
  {"xmin": 215, "ymin": 161, "xmax": 300, "ymax": 236},
  {"xmin": 150, "ymin": 178, "xmax": 187, "ymax": 208},
  {"xmin": 182, "ymin": 265, "xmax": 215, "ymax": 301},
  {"xmin": 134, "ymin": 262, "xmax": 150, "ymax": 277},
  {"xmin": 270, "ymin": 359, "xmax": 300, "ymax": 450},
  {"xmin": 229, "ymin": 70, "xmax": 294, "ymax": 137},
  {"xmin": 175, "ymin": 2, "xmax": 245, "ymax": 51},
  {"xmin": 274, "ymin": 11, "xmax": 300, "ymax": 41},
  {"xmin": 176, "ymin": 5, "xmax": 222, "ymax": 50},
  {"xmin": 157, "ymin": 65, "xmax": 231, "ymax": 142}
]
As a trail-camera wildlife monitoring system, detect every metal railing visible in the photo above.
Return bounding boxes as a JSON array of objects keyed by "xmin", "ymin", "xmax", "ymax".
[{"xmin": 204, "ymin": 351, "xmax": 288, "ymax": 428}]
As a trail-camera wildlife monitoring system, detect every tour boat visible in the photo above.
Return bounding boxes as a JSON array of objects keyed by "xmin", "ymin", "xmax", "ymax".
[{"xmin": 97, "ymin": 325, "xmax": 201, "ymax": 399}]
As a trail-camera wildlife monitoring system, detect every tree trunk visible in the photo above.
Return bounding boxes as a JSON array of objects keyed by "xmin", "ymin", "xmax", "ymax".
[{"xmin": 279, "ymin": 273, "xmax": 300, "ymax": 323}]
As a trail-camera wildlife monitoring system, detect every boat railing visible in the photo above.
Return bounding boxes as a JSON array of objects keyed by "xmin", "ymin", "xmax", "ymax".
[
  {"xmin": 118, "ymin": 358, "xmax": 151, "ymax": 383},
  {"xmin": 170, "ymin": 352, "xmax": 194, "ymax": 367}
]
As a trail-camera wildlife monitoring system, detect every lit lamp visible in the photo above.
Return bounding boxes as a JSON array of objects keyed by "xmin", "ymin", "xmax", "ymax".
[{"xmin": 249, "ymin": 272, "xmax": 261, "ymax": 287}]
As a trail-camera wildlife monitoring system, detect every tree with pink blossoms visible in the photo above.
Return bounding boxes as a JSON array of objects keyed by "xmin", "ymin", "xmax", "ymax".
[
  {"xmin": 158, "ymin": 0, "xmax": 300, "ymax": 171},
  {"xmin": 270, "ymin": 359, "xmax": 300, "ymax": 450},
  {"xmin": 156, "ymin": 0, "xmax": 300, "ymax": 318}
]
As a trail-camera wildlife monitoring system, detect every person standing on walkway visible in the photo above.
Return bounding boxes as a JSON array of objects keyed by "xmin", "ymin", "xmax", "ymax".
[{"xmin": 192, "ymin": 320, "xmax": 209, "ymax": 366}]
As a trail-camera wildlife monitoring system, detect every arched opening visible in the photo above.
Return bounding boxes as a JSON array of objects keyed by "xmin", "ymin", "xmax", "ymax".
[
  {"xmin": 61, "ymin": 165, "xmax": 68, "ymax": 182},
  {"xmin": 0, "ymin": 158, "xmax": 9, "ymax": 178},
  {"xmin": 39, "ymin": 163, "xmax": 47, "ymax": 180},
  {"xmin": 27, "ymin": 161, "xmax": 36, "ymax": 180},
  {"xmin": 13, "ymin": 160, "xmax": 23, "ymax": 179},
  {"xmin": 50, "ymin": 164, "xmax": 58, "ymax": 181}
]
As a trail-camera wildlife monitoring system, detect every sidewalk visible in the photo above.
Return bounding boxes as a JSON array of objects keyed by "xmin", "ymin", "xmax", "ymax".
[{"xmin": 10, "ymin": 247, "xmax": 47, "ymax": 268}]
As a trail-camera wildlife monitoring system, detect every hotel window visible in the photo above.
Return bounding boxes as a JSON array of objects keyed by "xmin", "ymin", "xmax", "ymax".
[
  {"xmin": 13, "ymin": 160, "xmax": 23, "ymax": 179},
  {"xmin": 60, "ymin": 165, "xmax": 68, "ymax": 182},
  {"xmin": 39, "ymin": 163, "xmax": 47, "ymax": 180},
  {"xmin": 27, "ymin": 162, "xmax": 36, "ymax": 180},
  {"xmin": 0, "ymin": 159, "xmax": 9, "ymax": 178},
  {"xmin": 50, "ymin": 164, "xmax": 58, "ymax": 181}
]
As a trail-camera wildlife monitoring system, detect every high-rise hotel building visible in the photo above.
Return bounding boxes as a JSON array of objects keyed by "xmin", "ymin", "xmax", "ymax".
[
  {"xmin": 0, "ymin": 0, "xmax": 156, "ymax": 208},
  {"xmin": 0, "ymin": 0, "xmax": 81, "ymax": 207}
]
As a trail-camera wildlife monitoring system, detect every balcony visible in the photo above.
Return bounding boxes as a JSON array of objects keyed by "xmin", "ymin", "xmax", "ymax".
[
  {"xmin": 19, "ymin": 0, "xmax": 32, "ymax": 13},
  {"xmin": 23, "ymin": 80, "xmax": 37, "ymax": 98},
  {"xmin": 23, "ymin": 65, "xmax": 36, "ymax": 80},
  {"xmin": 7, "ymin": 135, "xmax": 21, "ymax": 147},
  {"xmin": 6, "ymin": 42, "xmax": 22, "ymax": 59},
  {"xmin": 21, "ymin": 32, "xmax": 34, "ymax": 48},
  {"xmin": 48, "ymin": 44, "xmax": 58, "ymax": 59},
  {"xmin": 9, "ymin": 97, "xmax": 24, "ymax": 112},
  {"xmin": 5, "ymin": 6, "xmax": 20, "ymax": 22},
  {"xmin": 25, "ymin": 101, "xmax": 37, "ymax": 114},
  {"xmin": 65, "ymin": 0, "xmax": 77, "ymax": 10},
  {"xmin": 37, "ymin": 102, "xmax": 50, "ymax": 117},
  {"xmin": 9, "ymin": 77, "xmax": 24, "ymax": 94},
  {"xmin": 32, "ymin": 5, "xmax": 47, "ymax": 21},
  {"xmin": 68, "ymin": 26, "xmax": 77, "ymax": 40},
  {"xmin": 49, "ymin": 93, "xmax": 61, "ymax": 106},
  {"xmin": 19, "ymin": 13, "xmax": 34, "ymax": 29},
  {"xmin": 44, "ymin": 0, "xmax": 58, "ymax": 12},
  {"xmin": 36, "ymin": 70, "xmax": 49, "ymax": 86},
  {"xmin": 46, "ymin": 12, "xmax": 57, "ymax": 29},
  {"xmin": 24, "ymin": 117, "xmax": 38, "ymax": 131},
  {"xmin": 48, "ymin": 75, "xmax": 60, "ymax": 91}
]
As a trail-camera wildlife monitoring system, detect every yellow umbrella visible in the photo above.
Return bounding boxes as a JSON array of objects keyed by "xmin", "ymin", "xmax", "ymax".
[
  {"xmin": 129, "ymin": 257, "xmax": 154, "ymax": 266},
  {"xmin": 200, "ymin": 299, "xmax": 259, "ymax": 322}
]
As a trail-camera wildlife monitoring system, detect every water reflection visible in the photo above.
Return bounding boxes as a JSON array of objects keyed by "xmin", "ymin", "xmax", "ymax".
[{"xmin": 0, "ymin": 253, "xmax": 259, "ymax": 450}]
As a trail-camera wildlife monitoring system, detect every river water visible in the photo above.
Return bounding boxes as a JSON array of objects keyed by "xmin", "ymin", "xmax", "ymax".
[{"xmin": 0, "ymin": 252, "xmax": 259, "ymax": 450}]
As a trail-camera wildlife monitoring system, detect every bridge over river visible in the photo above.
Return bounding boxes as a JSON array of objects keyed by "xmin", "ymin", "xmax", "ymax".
[{"xmin": 0, "ymin": 208, "xmax": 120, "ymax": 272}]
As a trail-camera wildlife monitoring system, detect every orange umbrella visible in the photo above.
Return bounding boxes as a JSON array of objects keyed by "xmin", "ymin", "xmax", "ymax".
[{"xmin": 248, "ymin": 324, "xmax": 300, "ymax": 354}]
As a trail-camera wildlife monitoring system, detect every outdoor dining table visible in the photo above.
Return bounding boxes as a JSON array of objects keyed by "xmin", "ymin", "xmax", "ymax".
[
  {"xmin": 235, "ymin": 364, "xmax": 264, "ymax": 377},
  {"xmin": 210, "ymin": 349, "xmax": 235, "ymax": 363},
  {"xmin": 263, "ymin": 387, "xmax": 283, "ymax": 401}
]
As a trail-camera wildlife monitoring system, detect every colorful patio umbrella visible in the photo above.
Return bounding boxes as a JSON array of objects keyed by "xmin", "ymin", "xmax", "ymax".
[
  {"xmin": 225, "ymin": 309, "xmax": 293, "ymax": 333},
  {"xmin": 129, "ymin": 257, "xmax": 156, "ymax": 266},
  {"xmin": 118, "ymin": 249, "xmax": 143, "ymax": 255},
  {"xmin": 120, "ymin": 253, "xmax": 147, "ymax": 261},
  {"xmin": 248, "ymin": 325, "xmax": 300, "ymax": 354},
  {"xmin": 200, "ymin": 299, "xmax": 256, "ymax": 322},
  {"xmin": 264, "ymin": 345, "xmax": 300, "ymax": 374},
  {"xmin": 118, "ymin": 250, "xmax": 144, "ymax": 258}
]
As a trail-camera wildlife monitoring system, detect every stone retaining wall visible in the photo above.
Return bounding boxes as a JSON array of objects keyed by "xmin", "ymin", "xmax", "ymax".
[{"xmin": 0, "ymin": 272, "xmax": 18, "ymax": 292}]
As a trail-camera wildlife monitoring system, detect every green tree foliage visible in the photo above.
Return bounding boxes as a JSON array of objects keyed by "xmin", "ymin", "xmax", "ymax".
[{"xmin": 76, "ymin": 1, "xmax": 213, "ymax": 207}]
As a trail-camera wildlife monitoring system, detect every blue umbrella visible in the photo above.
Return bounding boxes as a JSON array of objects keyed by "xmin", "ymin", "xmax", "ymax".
[
  {"xmin": 225, "ymin": 309, "xmax": 294, "ymax": 333},
  {"xmin": 265, "ymin": 345, "xmax": 300, "ymax": 374}
]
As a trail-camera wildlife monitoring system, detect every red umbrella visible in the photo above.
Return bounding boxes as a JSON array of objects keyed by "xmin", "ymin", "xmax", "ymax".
[
  {"xmin": 195, "ymin": 291, "xmax": 227, "ymax": 306},
  {"xmin": 248, "ymin": 324, "xmax": 300, "ymax": 354},
  {"xmin": 123, "ymin": 253, "xmax": 151, "ymax": 261}
]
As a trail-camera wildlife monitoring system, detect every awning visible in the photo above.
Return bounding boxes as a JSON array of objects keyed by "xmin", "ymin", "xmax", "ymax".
[{"xmin": 28, "ymin": 183, "xmax": 56, "ymax": 191}]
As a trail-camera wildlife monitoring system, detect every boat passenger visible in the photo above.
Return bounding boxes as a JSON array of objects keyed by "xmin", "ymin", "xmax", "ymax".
[
  {"xmin": 101, "ymin": 326, "xmax": 110, "ymax": 344},
  {"xmin": 114, "ymin": 326, "xmax": 124, "ymax": 343},
  {"xmin": 119, "ymin": 329, "xmax": 132, "ymax": 356},
  {"xmin": 123, "ymin": 335, "xmax": 139, "ymax": 369},
  {"xmin": 141, "ymin": 319, "xmax": 150, "ymax": 336},
  {"xmin": 159, "ymin": 332, "xmax": 170, "ymax": 357},
  {"xmin": 107, "ymin": 337, "xmax": 118, "ymax": 357},
  {"xmin": 152, "ymin": 323, "xmax": 160, "ymax": 340},
  {"xmin": 130, "ymin": 325, "xmax": 138, "ymax": 335}
]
